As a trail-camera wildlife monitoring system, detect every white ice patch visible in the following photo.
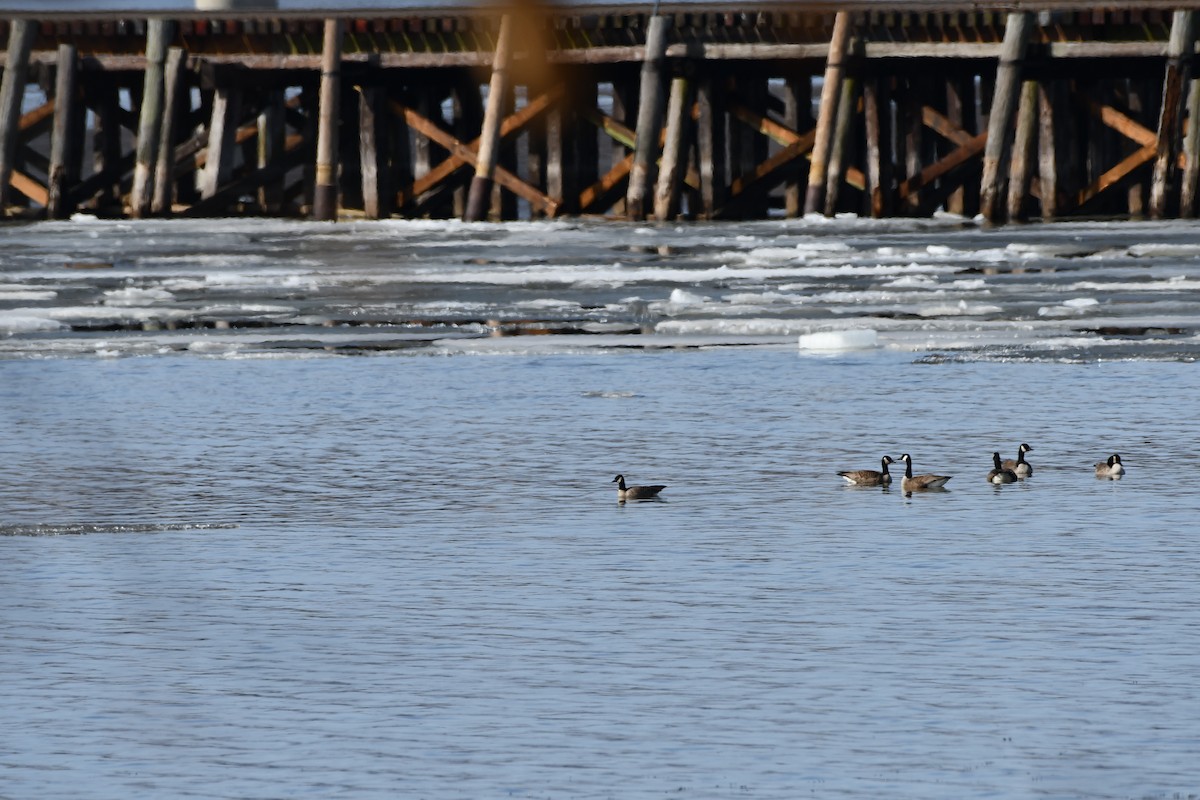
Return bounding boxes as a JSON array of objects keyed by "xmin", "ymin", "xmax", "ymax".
[
  {"xmin": 0, "ymin": 289, "xmax": 57, "ymax": 301},
  {"xmin": 666, "ymin": 288, "xmax": 710, "ymax": 307},
  {"xmin": 915, "ymin": 300, "xmax": 1003, "ymax": 317},
  {"xmin": 0, "ymin": 313, "xmax": 66, "ymax": 333},
  {"xmin": 1128, "ymin": 243, "xmax": 1200, "ymax": 258},
  {"xmin": 884, "ymin": 274, "xmax": 939, "ymax": 288},
  {"xmin": 799, "ymin": 329, "xmax": 879, "ymax": 351},
  {"xmin": 103, "ymin": 287, "xmax": 176, "ymax": 306},
  {"xmin": 1039, "ymin": 298, "xmax": 1100, "ymax": 317}
]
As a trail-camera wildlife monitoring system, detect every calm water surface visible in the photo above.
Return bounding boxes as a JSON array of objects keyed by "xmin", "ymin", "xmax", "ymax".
[
  {"xmin": 3, "ymin": 350, "xmax": 1199, "ymax": 799},
  {"xmin": 3, "ymin": 217, "xmax": 1200, "ymax": 798}
]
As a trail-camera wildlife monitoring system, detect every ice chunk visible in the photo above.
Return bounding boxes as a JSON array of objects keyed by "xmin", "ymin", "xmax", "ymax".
[{"xmin": 799, "ymin": 329, "xmax": 878, "ymax": 351}]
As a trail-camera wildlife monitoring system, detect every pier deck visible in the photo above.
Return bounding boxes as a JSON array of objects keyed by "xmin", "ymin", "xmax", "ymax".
[{"xmin": 2, "ymin": 4, "xmax": 1200, "ymax": 223}]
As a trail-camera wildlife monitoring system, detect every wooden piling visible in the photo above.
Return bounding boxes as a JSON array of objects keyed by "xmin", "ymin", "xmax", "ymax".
[
  {"xmin": 47, "ymin": 44, "xmax": 81, "ymax": 220},
  {"xmin": 626, "ymin": 14, "xmax": 670, "ymax": 220},
  {"xmin": 654, "ymin": 76, "xmax": 690, "ymax": 221},
  {"xmin": 1181, "ymin": 77, "xmax": 1200, "ymax": 217},
  {"xmin": 782, "ymin": 73, "xmax": 811, "ymax": 218},
  {"xmin": 1150, "ymin": 10, "xmax": 1195, "ymax": 219},
  {"xmin": 0, "ymin": 19, "xmax": 36, "ymax": 212},
  {"xmin": 359, "ymin": 85, "xmax": 390, "ymax": 220},
  {"xmin": 131, "ymin": 19, "xmax": 170, "ymax": 218},
  {"xmin": 979, "ymin": 11, "xmax": 1033, "ymax": 223},
  {"xmin": 152, "ymin": 46, "xmax": 186, "ymax": 215},
  {"xmin": 465, "ymin": 14, "xmax": 514, "ymax": 222},
  {"xmin": 824, "ymin": 76, "xmax": 857, "ymax": 216},
  {"xmin": 312, "ymin": 19, "xmax": 342, "ymax": 221},
  {"xmin": 805, "ymin": 11, "xmax": 853, "ymax": 216},
  {"xmin": 696, "ymin": 76, "xmax": 726, "ymax": 218},
  {"xmin": 89, "ymin": 82, "xmax": 124, "ymax": 211},
  {"xmin": 1006, "ymin": 80, "xmax": 1039, "ymax": 221},
  {"xmin": 200, "ymin": 85, "xmax": 241, "ymax": 201},
  {"xmin": 863, "ymin": 77, "xmax": 890, "ymax": 218}
]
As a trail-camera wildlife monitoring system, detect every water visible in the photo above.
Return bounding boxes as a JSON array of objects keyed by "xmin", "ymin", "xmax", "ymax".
[{"xmin": 3, "ymin": 216, "xmax": 1200, "ymax": 798}]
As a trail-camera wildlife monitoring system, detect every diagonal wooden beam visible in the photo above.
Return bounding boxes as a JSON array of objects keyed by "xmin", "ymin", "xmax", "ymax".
[
  {"xmin": 1086, "ymin": 97, "xmax": 1187, "ymax": 169},
  {"xmin": 1077, "ymin": 143, "xmax": 1157, "ymax": 208},
  {"xmin": 19, "ymin": 100, "xmax": 56, "ymax": 137},
  {"xmin": 729, "ymin": 101, "xmax": 866, "ymax": 191},
  {"xmin": 898, "ymin": 131, "xmax": 987, "ymax": 200},
  {"xmin": 922, "ymin": 105, "xmax": 975, "ymax": 147},
  {"xmin": 580, "ymin": 106, "xmax": 636, "ymax": 150},
  {"xmin": 9, "ymin": 169, "xmax": 48, "ymax": 206},
  {"xmin": 1090, "ymin": 98, "xmax": 1156, "ymax": 148},
  {"xmin": 391, "ymin": 97, "xmax": 559, "ymax": 216},
  {"xmin": 391, "ymin": 86, "xmax": 562, "ymax": 209},
  {"xmin": 580, "ymin": 152, "xmax": 633, "ymax": 212},
  {"xmin": 727, "ymin": 139, "xmax": 812, "ymax": 201}
]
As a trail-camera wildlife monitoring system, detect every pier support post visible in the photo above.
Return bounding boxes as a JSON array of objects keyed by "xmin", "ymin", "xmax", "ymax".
[
  {"xmin": 626, "ymin": 14, "xmax": 670, "ymax": 220},
  {"xmin": 257, "ymin": 91, "xmax": 286, "ymax": 214},
  {"xmin": 863, "ymin": 77, "xmax": 891, "ymax": 218},
  {"xmin": 980, "ymin": 11, "xmax": 1033, "ymax": 223},
  {"xmin": 782, "ymin": 72, "xmax": 811, "ymax": 218},
  {"xmin": 313, "ymin": 18, "xmax": 342, "ymax": 221},
  {"xmin": 824, "ymin": 76, "xmax": 857, "ymax": 216},
  {"xmin": 696, "ymin": 77, "xmax": 726, "ymax": 218},
  {"xmin": 359, "ymin": 84, "xmax": 391, "ymax": 220},
  {"xmin": 805, "ymin": 11, "xmax": 853, "ymax": 216},
  {"xmin": 152, "ymin": 47, "xmax": 187, "ymax": 215},
  {"xmin": 1150, "ymin": 10, "xmax": 1195, "ymax": 219},
  {"xmin": 654, "ymin": 76, "xmax": 691, "ymax": 221},
  {"xmin": 1181, "ymin": 77, "xmax": 1200, "ymax": 217},
  {"xmin": 466, "ymin": 14, "xmax": 514, "ymax": 222},
  {"xmin": 47, "ymin": 44, "xmax": 82, "ymax": 220},
  {"xmin": 0, "ymin": 19, "xmax": 36, "ymax": 212},
  {"xmin": 200, "ymin": 85, "xmax": 241, "ymax": 201},
  {"xmin": 132, "ymin": 19, "xmax": 171, "ymax": 218},
  {"xmin": 1006, "ymin": 80, "xmax": 1039, "ymax": 222}
]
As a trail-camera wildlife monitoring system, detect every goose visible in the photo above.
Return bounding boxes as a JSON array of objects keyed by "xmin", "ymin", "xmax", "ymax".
[
  {"xmin": 1002, "ymin": 443, "xmax": 1033, "ymax": 477},
  {"xmin": 838, "ymin": 455, "xmax": 895, "ymax": 487},
  {"xmin": 987, "ymin": 452, "xmax": 1018, "ymax": 484},
  {"xmin": 898, "ymin": 454, "xmax": 952, "ymax": 492},
  {"xmin": 612, "ymin": 474, "xmax": 666, "ymax": 500},
  {"xmin": 1094, "ymin": 453, "xmax": 1125, "ymax": 479}
]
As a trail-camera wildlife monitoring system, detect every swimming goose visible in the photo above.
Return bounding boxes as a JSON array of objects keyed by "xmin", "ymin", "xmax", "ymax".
[
  {"xmin": 838, "ymin": 455, "xmax": 894, "ymax": 486},
  {"xmin": 898, "ymin": 454, "xmax": 952, "ymax": 492},
  {"xmin": 1094, "ymin": 454, "xmax": 1125, "ymax": 479},
  {"xmin": 612, "ymin": 474, "xmax": 666, "ymax": 500},
  {"xmin": 1002, "ymin": 443, "xmax": 1033, "ymax": 477},
  {"xmin": 987, "ymin": 452, "xmax": 1018, "ymax": 484}
]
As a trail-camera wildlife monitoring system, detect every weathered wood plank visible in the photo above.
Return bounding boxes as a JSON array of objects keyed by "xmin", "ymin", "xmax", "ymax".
[
  {"xmin": 1078, "ymin": 143, "xmax": 1157, "ymax": 207},
  {"xmin": 313, "ymin": 18, "xmax": 342, "ymax": 220},
  {"xmin": 626, "ymin": 14, "xmax": 670, "ymax": 220},
  {"xmin": 654, "ymin": 76, "xmax": 691, "ymax": 221},
  {"xmin": 131, "ymin": 19, "xmax": 170, "ymax": 217},
  {"xmin": 806, "ymin": 11, "xmax": 852, "ymax": 215},
  {"xmin": 465, "ymin": 13, "xmax": 513, "ymax": 221},
  {"xmin": 0, "ymin": 19, "xmax": 37, "ymax": 210},
  {"xmin": 1150, "ymin": 10, "xmax": 1194, "ymax": 218},
  {"xmin": 152, "ymin": 46, "xmax": 187, "ymax": 215},
  {"xmin": 980, "ymin": 11, "xmax": 1033, "ymax": 222},
  {"xmin": 1007, "ymin": 79, "xmax": 1039, "ymax": 221},
  {"xmin": 47, "ymin": 44, "xmax": 82, "ymax": 219}
]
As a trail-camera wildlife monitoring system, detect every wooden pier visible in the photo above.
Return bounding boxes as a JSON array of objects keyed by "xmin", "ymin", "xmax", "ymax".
[{"xmin": 3, "ymin": 3, "xmax": 1200, "ymax": 223}]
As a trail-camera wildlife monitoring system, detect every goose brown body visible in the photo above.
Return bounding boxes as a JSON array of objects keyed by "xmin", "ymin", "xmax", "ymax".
[
  {"xmin": 838, "ymin": 455, "xmax": 894, "ymax": 486},
  {"xmin": 1094, "ymin": 454, "xmax": 1125, "ymax": 478},
  {"xmin": 898, "ymin": 454, "xmax": 952, "ymax": 492},
  {"xmin": 987, "ymin": 452, "xmax": 1018, "ymax": 484},
  {"xmin": 612, "ymin": 474, "xmax": 666, "ymax": 500},
  {"xmin": 1002, "ymin": 443, "xmax": 1033, "ymax": 477}
]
